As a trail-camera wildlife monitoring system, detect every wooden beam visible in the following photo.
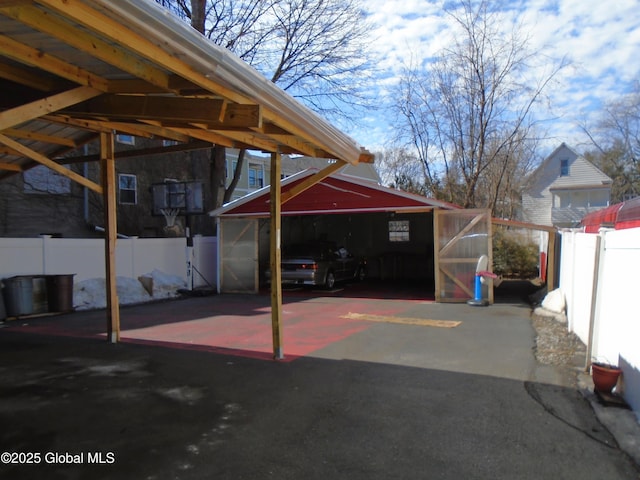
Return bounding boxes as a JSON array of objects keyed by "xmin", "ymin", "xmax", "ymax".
[
  {"xmin": 115, "ymin": 122, "xmax": 192, "ymax": 143},
  {"xmin": 0, "ymin": 133, "xmax": 102, "ymax": 193},
  {"xmin": 439, "ymin": 211, "xmax": 486, "ymax": 258},
  {"xmin": 0, "ymin": 161, "xmax": 22, "ymax": 172},
  {"xmin": 60, "ymin": 141, "xmax": 212, "ymax": 164},
  {"xmin": 44, "ymin": 114, "xmax": 122, "ymax": 134},
  {"xmin": 270, "ymin": 150, "xmax": 284, "ymax": 360},
  {"xmin": 33, "ymin": 0, "xmax": 250, "ymax": 103},
  {"xmin": 100, "ymin": 131, "xmax": 120, "ymax": 343},
  {"xmin": 171, "ymin": 127, "xmax": 237, "ymax": 149},
  {"xmin": 0, "ymin": 34, "xmax": 109, "ymax": 91},
  {"xmin": 1, "ymin": 4, "xmax": 170, "ymax": 90},
  {"xmin": 211, "ymin": 129, "xmax": 280, "ymax": 153},
  {"xmin": 0, "ymin": 60, "xmax": 58, "ymax": 91},
  {"xmin": 0, "ymin": 146, "xmax": 21, "ymax": 156},
  {"xmin": 281, "ymin": 160, "xmax": 346, "ymax": 204},
  {"xmin": 64, "ymin": 95, "xmax": 262, "ymax": 128},
  {"xmin": 359, "ymin": 149, "xmax": 375, "ymax": 164},
  {"xmin": 2, "ymin": 128, "xmax": 77, "ymax": 147},
  {"xmin": 0, "ymin": 86, "xmax": 103, "ymax": 130},
  {"xmin": 492, "ymin": 217, "xmax": 556, "ymax": 233}
]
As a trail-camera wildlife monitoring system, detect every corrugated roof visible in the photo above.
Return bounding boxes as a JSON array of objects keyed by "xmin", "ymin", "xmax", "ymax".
[
  {"xmin": 0, "ymin": 0, "xmax": 373, "ymax": 182},
  {"xmin": 581, "ymin": 197, "xmax": 640, "ymax": 232}
]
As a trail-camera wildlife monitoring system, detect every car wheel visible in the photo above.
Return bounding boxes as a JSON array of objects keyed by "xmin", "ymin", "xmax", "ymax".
[{"xmin": 324, "ymin": 271, "xmax": 336, "ymax": 289}]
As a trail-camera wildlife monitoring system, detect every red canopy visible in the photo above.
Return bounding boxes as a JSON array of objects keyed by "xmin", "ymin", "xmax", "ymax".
[
  {"xmin": 616, "ymin": 197, "xmax": 640, "ymax": 230},
  {"xmin": 581, "ymin": 203, "xmax": 623, "ymax": 233},
  {"xmin": 581, "ymin": 197, "xmax": 640, "ymax": 232}
]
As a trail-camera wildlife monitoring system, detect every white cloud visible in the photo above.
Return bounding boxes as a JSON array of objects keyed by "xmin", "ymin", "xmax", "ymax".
[{"xmin": 349, "ymin": 0, "xmax": 640, "ymax": 155}]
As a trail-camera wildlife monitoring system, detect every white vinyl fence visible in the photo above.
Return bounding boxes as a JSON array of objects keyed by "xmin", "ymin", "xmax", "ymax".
[
  {"xmin": 560, "ymin": 228, "xmax": 640, "ymax": 419},
  {"xmin": 0, "ymin": 235, "xmax": 217, "ymax": 288}
]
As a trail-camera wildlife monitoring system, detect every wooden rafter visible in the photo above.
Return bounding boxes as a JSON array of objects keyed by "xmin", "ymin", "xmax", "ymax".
[
  {"xmin": 2, "ymin": 128, "xmax": 77, "ymax": 147},
  {"xmin": 31, "ymin": 0, "xmax": 247, "ymax": 102},
  {"xmin": 0, "ymin": 60, "xmax": 58, "ymax": 91},
  {"xmin": 0, "ymin": 3, "xmax": 171, "ymax": 90},
  {"xmin": 0, "ymin": 86, "xmax": 103, "ymax": 130},
  {"xmin": 0, "ymin": 133, "xmax": 102, "ymax": 193},
  {"xmin": 59, "ymin": 140, "xmax": 212, "ymax": 164},
  {"xmin": 63, "ymin": 95, "xmax": 262, "ymax": 129},
  {"xmin": 0, "ymin": 33, "xmax": 109, "ymax": 91},
  {"xmin": 0, "ymin": 161, "xmax": 22, "ymax": 172},
  {"xmin": 281, "ymin": 161, "xmax": 346, "ymax": 204}
]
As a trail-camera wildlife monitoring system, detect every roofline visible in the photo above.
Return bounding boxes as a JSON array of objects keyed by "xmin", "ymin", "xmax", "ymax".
[
  {"xmin": 208, "ymin": 168, "xmax": 457, "ymax": 217},
  {"xmin": 216, "ymin": 206, "xmax": 437, "ymax": 218},
  {"xmin": 549, "ymin": 183, "xmax": 612, "ymax": 191}
]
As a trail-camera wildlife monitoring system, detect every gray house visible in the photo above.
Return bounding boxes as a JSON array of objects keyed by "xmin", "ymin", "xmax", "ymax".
[{"xmin": 522, "ymin": 143, "xmax": 612, "ymax": 227}]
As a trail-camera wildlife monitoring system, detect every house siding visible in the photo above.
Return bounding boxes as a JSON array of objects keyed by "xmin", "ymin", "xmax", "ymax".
[{"xmin": 521, "ymin": 143, "xmax": 612, "ymax": 227}]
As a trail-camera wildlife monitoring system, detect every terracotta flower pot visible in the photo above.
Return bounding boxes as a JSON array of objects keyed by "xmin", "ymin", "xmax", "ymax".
[{"xmin": 591, "ymin": 362, "xmax": 622, "ymax": 394}]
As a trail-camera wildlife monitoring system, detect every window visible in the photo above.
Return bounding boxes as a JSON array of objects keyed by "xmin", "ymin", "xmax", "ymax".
[
  {"xmin": 248, "ymin": 164, "xmax": 264, "ymax": 188},
  {"xmin": 553, "ymin": 192, "xmax": 570, "ymax": 208},
  {"xmin": 560, "ymin": 159, "xmax": 569, "ymax": 176},
  {"xmin": 389, "ymin": 220, "xmax": 410, "ymax": 242},
  {"xmin": 24, "ymin": 165, "xmax": 71, "ymax": 194},
  {"xmin": 164, "ymin": 179, "xmax": 185, "ymax": 209},
  {"xmin": 589, "ymin": 190, "xmax": 609, "ymax": 207},
  {"xmin": 572, "ymin": 190, "xmax": 588, "ymax": 208},
  {"xmin": 116, "ymin": 134, "xmax": 135, "ymax": 145},
  {"xmin": 118, "ymin": 174, "xmax": 137, "ymax": 204}
]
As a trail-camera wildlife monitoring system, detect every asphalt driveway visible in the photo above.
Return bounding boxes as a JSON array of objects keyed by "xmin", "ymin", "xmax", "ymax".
[{"xmin": 0, "ymin": 291, "xmax": 638, "ymax": 479}]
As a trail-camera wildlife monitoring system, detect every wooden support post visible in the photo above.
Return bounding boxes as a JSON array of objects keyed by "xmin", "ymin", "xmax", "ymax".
[
  {"xmin": 100, "ymin": 132, "xmax": 120, "ymax": 343},
  {"xmin": 270, "ymin": 150, "xmax": 284, "ymax": 359}
]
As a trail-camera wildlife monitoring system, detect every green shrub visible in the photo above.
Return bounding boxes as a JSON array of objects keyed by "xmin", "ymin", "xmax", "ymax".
[{"xmin": 493, "ymin": 229, "xmax": 539, "ymax": 278}]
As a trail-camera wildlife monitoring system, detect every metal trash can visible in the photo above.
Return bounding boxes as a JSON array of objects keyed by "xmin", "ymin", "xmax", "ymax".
[
  {"xmin": 3, "ymin": 276, "xmax": 34, "ymax": 317},
  {"xmin": 45, "ymin": 274, "xmax": 75, "ymax": 313}
]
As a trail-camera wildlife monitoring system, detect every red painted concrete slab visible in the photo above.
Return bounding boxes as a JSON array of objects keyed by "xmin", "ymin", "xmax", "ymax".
[{"xmin": 2, "ymin": 292, "xmax": 434, "ymax": 362}]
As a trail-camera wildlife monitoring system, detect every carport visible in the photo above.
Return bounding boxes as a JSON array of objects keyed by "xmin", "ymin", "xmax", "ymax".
[{"xmin": 0, "ymin": 0, "xmax": 373, "ymax": 357}]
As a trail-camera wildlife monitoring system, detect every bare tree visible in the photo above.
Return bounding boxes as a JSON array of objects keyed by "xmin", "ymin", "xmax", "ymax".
[
  {"xmin": 391, "ymin": 0, "xmax": 566, "ymax": 213},
  {"xmin": 156, "ymin": 0, "xmax": 374, "ymax": 208},
  {"xmin": 581, "ymin": 82, "xmax": 640, "ymax": 202}
]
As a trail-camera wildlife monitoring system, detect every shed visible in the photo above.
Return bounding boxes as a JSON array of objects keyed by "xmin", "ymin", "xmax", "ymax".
[{"xmin": 209, "ymin": 168, "xmax": 501, "ymax": 303}]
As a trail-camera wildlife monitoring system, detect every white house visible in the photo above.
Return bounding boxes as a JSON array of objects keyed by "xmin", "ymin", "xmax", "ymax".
[{"xmin": 522, "ymin": 143, "xmax": 612, "ymax": 227}]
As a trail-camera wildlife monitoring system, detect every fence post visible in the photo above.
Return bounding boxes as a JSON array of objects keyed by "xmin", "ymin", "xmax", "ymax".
[
  {"xmin": 585, "ymin": 233, "xmax": 604, "ymax": 371},
  {"xmin": 40, "ymin": 234, "xmax": 52, "ymax": 274}
]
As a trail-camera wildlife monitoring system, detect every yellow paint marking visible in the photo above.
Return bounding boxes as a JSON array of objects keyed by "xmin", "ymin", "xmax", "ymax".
[{"xmin": 341, "ymin": 312, "xmax": 461, "ymax": 328}]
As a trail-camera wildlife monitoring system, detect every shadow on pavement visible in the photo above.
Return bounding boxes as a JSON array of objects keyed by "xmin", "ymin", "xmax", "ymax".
[{"xmin": 0, "ymin": 330, "xmax": 638, "ymax": 480}]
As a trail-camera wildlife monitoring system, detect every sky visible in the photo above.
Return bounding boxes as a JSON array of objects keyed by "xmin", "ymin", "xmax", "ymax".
[{"xmin": 344, "ymin": 0, "xmax": 640, "ymax": 158}]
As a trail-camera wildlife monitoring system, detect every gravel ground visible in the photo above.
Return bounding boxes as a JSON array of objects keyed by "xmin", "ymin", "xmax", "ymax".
[{"xmin": 531, "ymin": 313, "xmax": 587, "ymax": 367}]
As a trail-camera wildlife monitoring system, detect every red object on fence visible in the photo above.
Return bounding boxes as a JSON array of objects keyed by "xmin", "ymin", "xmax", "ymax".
[{"xmin": 581, "ymin": 197, "xmax": 640, "ymax": 232}]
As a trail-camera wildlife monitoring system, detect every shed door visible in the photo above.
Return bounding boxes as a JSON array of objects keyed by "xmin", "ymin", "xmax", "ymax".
[
  {"xmin": 220, "ymin": 218, "xmax": 258, "ymax": 293},
  {"xmin": 434, "ymin": 209, "xmax": 493, "ymax": 303}
]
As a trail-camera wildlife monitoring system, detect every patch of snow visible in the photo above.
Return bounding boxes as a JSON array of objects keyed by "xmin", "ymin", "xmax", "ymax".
[
  {"xmin": 139, "ymin": 269, "xmax": 186, "ymax": 299},
  {"xmin": 73, "ymin": 270, "xmax": 186, "ymax": 311}
]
